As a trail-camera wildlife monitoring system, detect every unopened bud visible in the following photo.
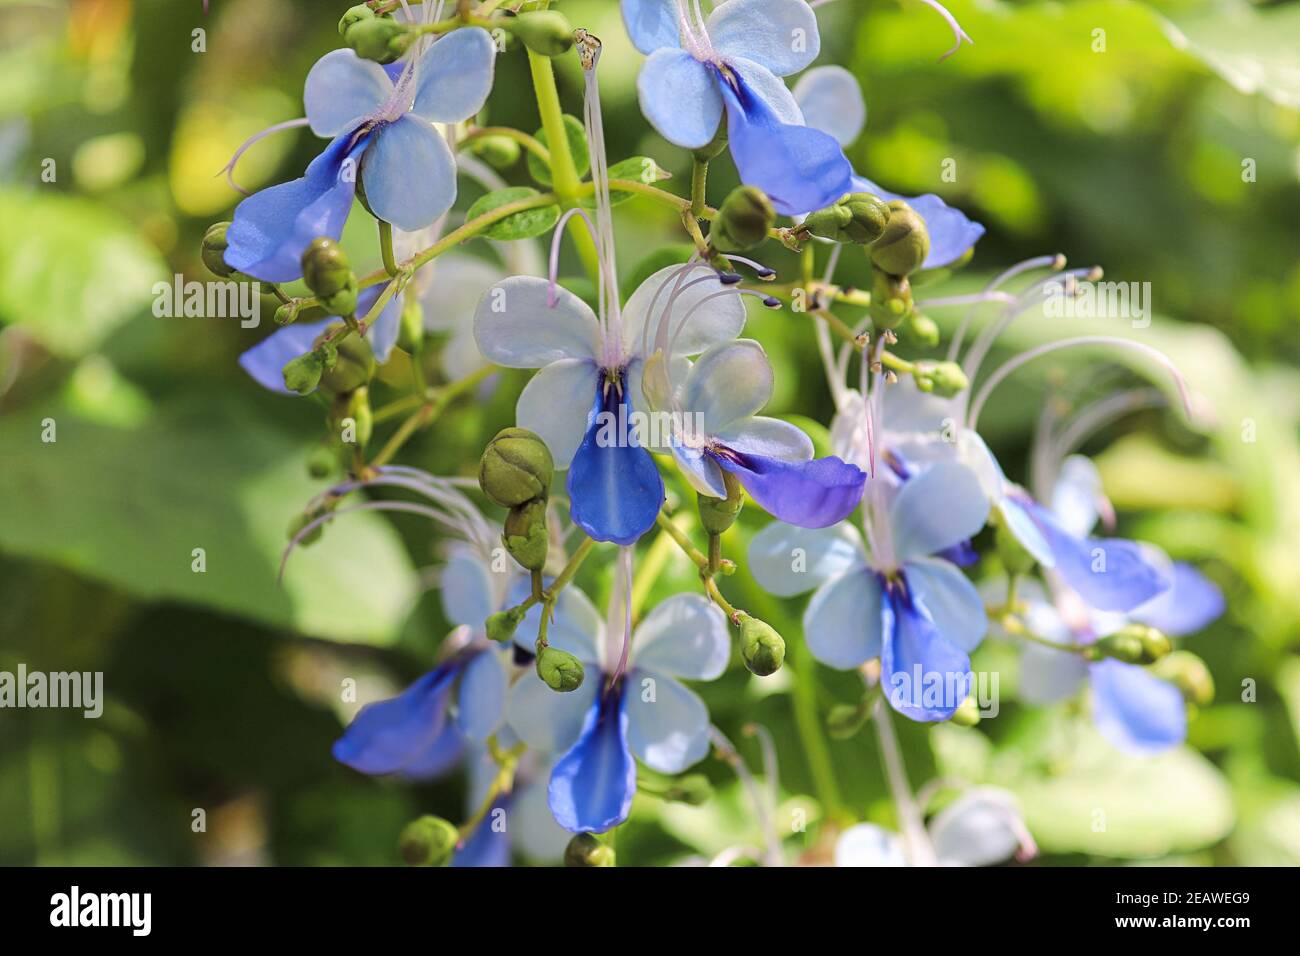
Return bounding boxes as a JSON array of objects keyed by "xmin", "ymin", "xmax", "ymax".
[
  {"xmin": 710, "ymin": 186, "xmax": 776, "ymax": 253},
  {"xmin": 345, "ymin": 16, "xmax": 412, "ymax": 64},
  {"xmin": 870, "ymin": 200, "xmax": 930, "ymax": 276},
  {"xmin": 661, "ymin": 774, "xmax": 713, "ymax": 806},
  {"xmin": 899, "ymin": 313, "xmax": 940, "ymax": 349},
  {"xmin": 469, "ymin": 134, "xmax": 522, "ymax": 170},
  {"xmin": 912, "ymin": 360, "xmax": 969, "ymax": 398},
  {"xmin": 739, "ymin": 614, "xmax": 785, "ymax": 676},
  {"xmin": 333, "ymin": 386, "xmax": 373, "ymax": 447},
  {"xmin": 201, "ymin": 222, "xmax": 235, "ymax": 277},
  {"xmin": 398, "ymin": 295, "xmax": 424, "ymax": 352},
  {"xmin": 398, "ymin": 815, "xmax": 458, "ymax": 867},
  {"xmin": 302, "ymin": 237, "xmax": 353, "ymax": 299},
  {"xmin": 282, "ymin": 350, "xmax": 324, "ymax": 395},
  {"xmin": 318, "ymin": 329, "xmax": 375, "ymax": 397},
  {"xmin": 508, "ymin": 11, "xmax": 575, "ymax": 57},
  {"xmin": 868, "ymin": 267, "xmax": 913, "ymax": 330},
  {"xmin": 274, "ymin": 301, "xmax": 300, "ymax": 326},
  {"xmin": 306, "ymin": 444, "xmax": 337, "ymax": 479},
  {"xmin": 1095, "ymin": 624, "xmax": 1171, "ymax": 665},
  {"xmin": 803, "ymin": 192, "xmax": 889, "ymax": 245},
  {"xmin": 697, "ymin": 473, "xmax": 744, "ymax": 535},
  {"xmin": 486, "ymin": 606, "xmax": 527, "ymax": 643},
  {"xmin": 503, "ymin": 499, "xmax": 549, "ymax": 571},
  {"xmin": 1154, "ymin": 651, "xmax": 1215, "ymax": 708},
  {"xmin": 338, "ymin": 4, "xmax": 374, "ymax": 37},
  {"xmin": 537, "ymin": 646, "xmax": 585, "ymax": 693},
  {"xmin": 564, "ymin": 833, "xmax": 614, "ymax": 867},
  {"xmin": 480, "ymin": 427, "xmax": 554, "ymax": 507}
]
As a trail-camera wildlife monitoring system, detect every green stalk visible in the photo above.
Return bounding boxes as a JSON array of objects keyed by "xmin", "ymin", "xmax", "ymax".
[{"xmin": 791, "ymin": 635, "xmax": 845, "ymax": 821}]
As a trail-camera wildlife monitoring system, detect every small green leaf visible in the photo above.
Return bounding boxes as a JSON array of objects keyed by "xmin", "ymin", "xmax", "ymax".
[
  {"xmin": 528, "ymin": 115, "xmax": 589, "ymax": 187},
  {"xmin": 581, "ymin": 156, "xmax": 673, "ymax": 208},
  {"xmin": 465, "ymin": 187, "xmax": 561, "ymax": 241}
]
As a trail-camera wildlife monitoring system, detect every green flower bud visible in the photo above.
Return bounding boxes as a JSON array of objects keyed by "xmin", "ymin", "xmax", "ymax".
[
  {"xmin": 322, "ymin": 274, "xmax": 359, "ymax": 318},
  {"xmin": 301, "ymin": 237, "xmax": 353, "ymax": 300},
  {"xmin": 739, "ymin": 614, "xmax": 785, "ymax": 677},
  {"xmin": 345, "ymin": 16, "xmax": 412, "ymax": 64},
  {"xmin": 338, "ymin": 4, "xmax": 374, "ymax": 37},
  {"xmin": 274, "ymin": 301, "xmax": 300, "ymax": 326},
  {"xmin": 803, "ymin": 192, "xmax": 889, "ymax": 245},
  {"xmin": 912, "ymin": 360, "xmax": 969, "ymax": 399},
  {"xmin": 1095, "ymin": 624, "xmax": 1171, "ymax": 665},
  {"xmin": 509, "ymin": 11, "xmax": 575, "ymax": 57},
  {"xmin": 870, "ymin": 200, "xmax": 930, "ymax": 277},
  {"xmin": 333, "ymin": 386, "xmax": 373, "ymax": 447},
  {"xmin": 827, "ymin": 703, "xmax": 867, "ymax": 740},
  {"xmin": 317, "ymin": 329, "xmax": 375, "ymax": 397},
  {"xmin": 480, "ymin": 427, "xmax": 555, "ymax": 507},
  {"xmin": 398, "ymin": 815, "xmax": 459, "ymax": 867},
  {"xmin": 899, "ymin": 313, "xmax": 940, "ymax": 349},
  {"xmin": 503, "ymin": 498, "xmax": 549, "ymax": 571},
  {"xmin": 485, "ymin": 606, "xmax": 526, "ymax": 643},
  {"xmin": 306, "ymin": 444, "xmax": 337, "ymax": 480},
  {"xmin": 710, "ymin": 186, "xmax": 776, "ymax": 253},
  {"xmin": 201, "ymin": 222, "xmax": 235, "ymax": 277},
  {"xmin": 950, "ymin": 695, "xmax": 981, "ymax": 727},
  {"xmin": 868, "ymin": 267, "xmax": 914, "ymax": 330},
  {"xmin": 469, "ymin": 134, "xmax": 522, "ymax": 170},
  {"xmin": 537, "ymin": 646, "xmax": 585, "ymax": 693},
  {"xmin": 282, "ymin": 350, "xmax": 324, "ymax": 395},
  {"xmin": 398, "ymin": 294, "xmax": 424, "ymax": 352},
  {"xmin": 1154, "ymin": 651, "xmax": 1215, "ymax": 708},
  {"xmin": 697, "ymin": 472, "xmax": 744, "ymax": 535},
  {"xmin": 661, "ymin": 774, "xmax": 713, "ymax": 806},
  {"xmin": 564, "ymin": 833, "xmax": 614, "ymax": 868}
]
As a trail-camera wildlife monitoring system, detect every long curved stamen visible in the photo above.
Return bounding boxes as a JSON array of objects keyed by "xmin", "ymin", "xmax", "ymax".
[
  {"xmin": 580, "ymin": 37, "xmax": 625, "ymax": 361},
  {"xmin": 917, "ymin": 0, "xmax": 975, "ymax": 61},
  {"xmin": 280, "ymin": 499, "xmax": 461, "ymax": 583},
  {"xmin": 710, "ymin": 725, "xmax": 782, "ymax": 867},
  {"xmin": 220, "ymin": 117, "xmax": 311, "ymax": 195},
  {"xmin": 1051, "ymin": 387, "xmax": 1166, "ymax": 465},
  {"xmin": 547, "ymin": 206, "xmax": 605, "ymax": 312},
  {"xmin": 743, "ymin": 722, "xmax": 781, "ymax": 830},
  {"xmin": 967, "ymin": 336, "xmax": 1196, "ymax": 432},
  {"xmin": 641, "ymin": 261, "xmax": 708, "ymax": 359},
  {"xmin": 607, "ymin": 546, "xmax": 635, "ymax": 687},
  {"xmin": 947, "ymin": 254, "xmax": 1063, "ymax": 362},
  {"xmin": 716, "ymin": 253, "xmax": 776, "ymax": 280}
]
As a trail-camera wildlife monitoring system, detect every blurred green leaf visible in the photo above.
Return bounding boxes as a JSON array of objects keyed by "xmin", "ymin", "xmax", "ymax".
[{"xmin": 466, "ymin": 186, "xmax": 561, "ymax": 241}]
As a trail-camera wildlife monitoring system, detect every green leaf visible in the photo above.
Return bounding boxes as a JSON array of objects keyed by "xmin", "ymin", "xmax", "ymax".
[
  {"xmin": 0, "ymin": 399, "xmax": 416, "ymax": 645},
  {"xmin": 0, "ymin": 189, "xmax": 168, "ymax": 356},
  {"xmin": 527, "ymin": 114, "xmax": 589, "ymax": 188},
  {"xmin": 580, "ymin": 156, "xmax": 673, "ymax": 208},
  {"xmin": 465, "ymin": 187, "xmax": 561, "ymax": 241}
]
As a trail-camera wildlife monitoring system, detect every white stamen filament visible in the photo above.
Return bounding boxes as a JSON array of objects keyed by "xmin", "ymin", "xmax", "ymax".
[
  {"xmin": 220, "ymin": 117, "xmax": 311, "ymax": 195},
  {"xmin": 947, "ymin": 253, "xmax": 1062, "ymax": 362},
  {"xmin": 581, "ymin": 41, "xmax": 625, "ymax": 361}
]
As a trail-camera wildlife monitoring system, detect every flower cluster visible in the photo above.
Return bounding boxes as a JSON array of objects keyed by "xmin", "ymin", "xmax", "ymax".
[{"xmin": 213, "ymin": 1, "xmax": 1224, "ymax": 867}]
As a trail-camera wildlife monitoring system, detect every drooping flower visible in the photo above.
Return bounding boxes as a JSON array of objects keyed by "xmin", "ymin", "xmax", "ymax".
[
  {"xmin": 224, "ymin": 29, "xmax": 497, "ymax": 282},
  {"xmin": 792, "ymin": 65, "xmax": 984, "ymax": 269},
  {"xmin": 473, "ymin": 263, "xmax": 747, "ymax": 545},
  {"xmin": 622, "ymin": 0, "xmax": 853, "ymax": 215},
  {"xmin": 506, "ymin": 591, "xmax": 729, "ymax": 832},
  {"xmin": 648, "ymin": 338, "xmax": 866, "ymax": 527}
]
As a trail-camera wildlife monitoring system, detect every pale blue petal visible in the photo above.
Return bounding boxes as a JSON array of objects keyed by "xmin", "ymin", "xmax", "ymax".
[
  {"xmin": 889, "ymin": 461, "xmax": 990, "ymax": 563},
  {"xmin": 548, "ymin": 691, "xmax": 637, "ymax": 832},
  {"xmin": 512, "ymin": 770, "xmax": 572, "ymax": 863},
  {"xmin": 304, "ymin": 49, "xmax": 390, "ymax": 137},
  {"xmin": 929, "ymin": 789, "xmax": 1027, "ymax": 867},
  {"xmin": 473, "ymin": 276, "xmax": 602, "ymax": 367},
  {"xmin": 625, "ymin": 670, "xmax": 712, "ymax": 773},
  {"xmin": 1090, "ymin": 659, "xmax": 1186, "ymax": 756},
  {"xmin": 793, "ymin": 65, "xmax": 865, "ymax": 147},
  {"xmin": 804, "ymin": 567, "xmax": 883, "ymax": 669},
  {"xmin": 631, "ymin": 594, "xmax": 730, "ymax": 680},
  {"xmin": 681, "ymin": 339, "xmax": 772, "ymax": 433},
  {"xmin": 728, "ymin": 55, "xmax": 803, "ymax": 124},
  {"xmin": 455, "ymin": 649, "xmax": 507, "ymax": 741},
  {"xmin": 517, "ymin": 358, "xmax": 600, "ymax": 469},
  {"xmin": 439, "ymin": 543, "xmax": 500, "ymax": 628},
  {"xmin": 1132, "ymin": 562, "xmax": 1225, "ymax": 637},
  {"xmin": 621, "ymin": 0, "xmax": 682, "ymax": 54},
  {"xmin": 834, "ymin": 823, "xmax": 906, "ymax": 867},
  {"xmin": 672, "ymin": 443, "xmax": 729, "ymax": 498},
  {"xmin": 716, "ymin": 416, "xmax": 813, "ymax": 460},
  {"xmin": 748, "ymin": 521, "xmax": 865, "ymax": 597},
  {"xmin": 238, "ymin": 318, "xmax": 331, "ymax": 395},
  {"xmin": 506, "ymin": 669, "xmax": 599, "ymax": 753},
  {"xmin": 904, "ymin": 556, "xmax": 987, "ymax": 653},
  {"xmin": 1050, "ymin": 454, "xmax": 1105, "ymax": 538},
  {"xmin": 621, "ymin": 264, "xmax": 746, "ymax": 360},
  {"xmin": 637, "ymin": 48, "xmax": 723, "ymax": 150},
  {"xmin": 361, "ymin": 114, "xmax": 457, "ymax": 231},
  {"xmin": 411, "ymin": 27, "xmax": 497, "ymax": 123},
  {"xmin": 512, "ymin": 582, "xmax": 605, "ymax": 666},
  {"xmin": 1000, "ymin": 495, "xmax": 1055, "ymax": 567},
  {"xmin": 708, "ymin": 0, "xmax": 821, "ymax": 76}
]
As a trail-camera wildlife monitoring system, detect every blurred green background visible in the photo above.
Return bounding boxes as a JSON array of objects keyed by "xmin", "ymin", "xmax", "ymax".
[{"xmin": 1, "ymin": 0, "xmax": 1298, "ymax": 865}]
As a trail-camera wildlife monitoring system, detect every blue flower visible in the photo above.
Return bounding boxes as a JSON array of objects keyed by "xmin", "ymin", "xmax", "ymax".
[
  {"xmin": 750, "ymin": 460, "xmax": 991, "ymax": 721},
  {"xmin": 622, "ymin": 0, "xmax": 853, "ymax": 215},
  {"xmin": 239, "ymin": 282, "xmax": 404, "ymax": 394},
  {"xmin": 451, "ymin": 748, "xmax": 571, "ymax": 867},
  {"xmin": 505, "ymin": 591, "xmax": 730, "ymax": 832},
  {"xmin": 225, "ymin": 30, "xmax": 497, "ymax": 282},
  {"xmin": 653, "ymin": 338, "xmax": 865, "ymax": 527},
  {"xmin": 792, "ymin": 65, "xmax": 985, "ymax": 269},
  {"xmin": 473, "ymin": 264, "xmax": 746, "ymax": 545}
]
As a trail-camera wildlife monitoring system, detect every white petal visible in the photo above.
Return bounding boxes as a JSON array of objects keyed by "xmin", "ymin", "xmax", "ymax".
[
  {"xmin": 439, "ymin": 542, "xmax": 501, "ymax": 628},
  {"xmin": 631, "ymin": 594, "xmax": 730, "ymax": 680},
  {"xmin": 930, "ymin": 788, "xmax": 1029, "ymax": 867},
  {"xmin": 834, "ymin": 823, "xmax": 907, "ymax": 867},
  {"xmin": 304, "ymin": 50, "xmax": 391, "ymax": 137},
  {"xmin": 621, "ymin": 264, "xmax": 746, "ymax": 361},
  {"xmin": 455, "ymin": 649, "xmax": 507, "ymax": 741},
  {"xmin": 411, "ymin": 27, "xmax": 497, "ymax": 123},
  {"xmin": 889, "ymin": 461, "xmax": 990, "ymax": 563},
  {"xmin": 505, "ymin": 672, "xmax": 598, "ymax": 754},
  {"xmin": 361, "ymin": 115, "xmax": 457, "ymax": 231},
  {"xmin": 748, "ymin": 521, "xmax": 865, "ymax": 597},
  {"xmin": 708, "ymin": 0, "xmax": 821, "ymax": 77},
  {"xmin": 904, "ymin": 556, "xmax": 987, "ymax": 653},
  {"xmin": 804, "ymin": 567, "xmax": 883, "ymax": 669},
  {"xmin": 793, "ymin": 65, "xmax": 865, "ymax": 147},
  {"xmin": 625, "ymin": 671, "xmax": 712, "ymax": 773},
  {"xmin": 680, "ymin": 339, "xmax": 772, "ymax": 434},
  {"xmin": 1051, "ymin": 454, "xmax": 1105, "ymax": 538},
  {"xmin": 517, "ymin": 358, "xmax": 598, "ymax": 469},
  {"xmin": 716, "ymin": 416, "xmax": 812, "ymax": 461},
  {"xmin": 474, "ymin": 276, "xmax": 602, "ymax": 367}
]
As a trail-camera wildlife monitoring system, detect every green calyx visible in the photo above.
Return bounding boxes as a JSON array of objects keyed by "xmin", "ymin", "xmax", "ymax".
[
  {"xmin": 485, "ymin": 605, "xmax": 527, "ymax": 643},
  {"xmin": 1095, "ymin": 624, "xmax": 1172, "ymax": 665},
  {"xmin": 479, "ymin": 427, "xmax": 555, "ymax": 507},
  {"xmin": 537, "ymin": 646, "xmax": 585, "ymax": 693},
  {"xmin": 344, "ymin": 16, "xmax": 412, "ymax": 65},
  {"xmin": 739, "ymin": 614, "xmax": 786, "ymax": 676},
  {"xmin": 912, "ymin": 360, "xmax": 969, "ymax": 398},
  {"xmin": 398, "ymin": 815, "xmax": 459, "ymax": 867},
  {"xmin": 803, "ymin": 192, "xmax": 890, "ymax": 245},
  {"xmin": 282, "ymin": 351, "xmax": 325, "ymax": 395},
  {"xmin": 564, "ymin": 833, "xmax": 615, "ymax": 867},
  {"xmin": 994, "ymin": 514, "xmax": 1038, "ymax": 577},
  {"xmin": 950, "ymin": 695, "xmax": 982, "ymax": 727},
  {"xmin": 398, "ymin": 295, "xmax": 424, "ymax": 352},
  {"xmin": 508, "ymin": 11, "xmax": 575, "ymax": 57},
  {"xmin": 301, "ymin": 237, "xmax": 358, "ymax": 315},
  {"xmin": 868, "ymin": 267, "xmax": 914, "ymax": 330},
  {"xmin": 330, "ymin": 386, "xmax": 373, "ymax": 447},
  {"xmin": 317, "ymin": 327, "xmax": 375, "ymax": 397},
  {"xmin": 1154, "ymin": 650, "xmax": 1215, "ymax": 708},
  {"xmin": 870, "ymin": 200, "xmax": 930, "ymax": 277},
  {"xmin": 469, "ymin": 134, "xmax": 522, "ymax": 170},
  {"xmin": 201, "ymin": 221, "xmax": 235, "ymax": 277},
  {"xmin": 710, "ymin": 185, "xmax": 776, "ymax": 253},
  {"xmin": 338, "ymin": 5, "xmax": 374, "ymax": 38},
  {"xmin": 697, "ymin": 471, "xmax": 744, "ymax": 535}
]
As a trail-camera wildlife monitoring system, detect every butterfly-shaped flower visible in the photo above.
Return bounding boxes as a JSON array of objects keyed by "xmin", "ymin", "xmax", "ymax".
[
  {"xmin": 224, "ymin": 29, "xmax": 496, "ymax": 282},
  {"xmin": 622, "ymin": 0, "xmax": 853, "ymax": 215},
  {"xmin": 473, "ymin": 264, "xmax": 746, "ymax": 545},
  {"xmin": 793, "ymin": 65, "xmax": 984, "ymax": 269},
  {"xmin": 506, "ymin": 591, "xmax": 729, "ymax": 832},
  {"xmin": 650, "ymin": 338, "xmax": 866, "ymax": 528}
]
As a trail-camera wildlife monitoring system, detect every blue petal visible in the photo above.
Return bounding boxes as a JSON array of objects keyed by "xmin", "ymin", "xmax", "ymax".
[
  {"xmin": 803, "ymin": 567, "xmax": 883, "ymax": 668},
  {"xmin": 451, "ymin": 799, "xmax": 513, "ymax": 868},
  {"xmin": 410, "ymin": 27, "xmax": 497, "ymax": 123},
  {"xmin": 853, "ymin": 176, "xmax": 984, "ymax": 270},
  {"xmin": 707, "ymin": 0, "xmax": 821, "ymax": 76},
  {"xmin": 1021, "ymin": 498, "xmax": 1173, "ymax": 613},
  {"xmin": 717, "ymin": 67, "xmax": 853, "ymax": 216},
  {"xmin": 395, "ymin": 721, "xmax": 466, "ymax": 780},
  {"xmin": 636, "ymin": 48, "xmax": 723, "ymax": 150},
  {"xmin": 567, "ymin": 373, "xmax": 664, "ymax": 546},
  {"xmin": 455, "ymin": 649, "xmax": 506, "ymax": 742},
  {"xmin": 224, "ymin": 130, "xmax": 370, "ymax": 283},
  {"xmin": 621, "ymin": 0, "xmax": 682, "ymax": 54},
  {"xmin": 361, "ymin": 114, "xmax": 457, "ymax": 232},
  {"xmin": 880, "ymin": 584, "xmax": 971, "ymax": 722},
  {"xmin": 548, "ymin": 688, "xmax": 637, "ymax": 833},
  {"xmin": 238, "ymin": 318, "xmax": 332, "ymax": 395},
  {"xmin": 1132, "ymin": 562, "xmax": 1225, "ymax": 637},
  {"xmin": 713, "ymin": 449, "xmax": 864, "ymax": 528},
  {"xmin": 332, "ymin": 664, "xmax": 460, "ymax": 775},
  {"xmin": 1089, "ymin": 659, "xmax": 1186, "ymax": 756}
]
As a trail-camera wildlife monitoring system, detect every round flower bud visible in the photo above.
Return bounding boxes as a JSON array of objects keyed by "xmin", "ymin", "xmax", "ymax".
[
  {"xmin": 398, "ymin": 294, "xmax": 424, "ymax": 352},
  {"xmin": 710, "ymin": 186, "xmax": 776, "ymax": 253},
  {"xmin": 398, "ymin": 815, "xmax": 459, "ymax": 867},
  {"xmin": 803, "ymin": 192, "xmax": 889, "ymax": 245},
  {"xmin": 912, "ymin": 360, "xmax": 969, "ymax": 399},
  {"xmin": 485, "ymin": 606, "xmax": 526, "ymax": 643},
  {"xmin": 537, "ymin": 646, "xmax": 585, "ymax": 693},
  {"xmin": 338, "ymin": 4, "xmax": 374, "ymax": 37},
  {"xmin": 899, "ymin": 313, "xmax": 940, "ymax": 349},
  {"xmin": 345, "ymin": 16, "xmax": 412, "ymax": 64},
  {"xmin": 1154, "ymin": 651, "xmax": 1215, "ymax": 708},
  {"xmin": 201, "ymin": 222, "xmax": 235, "ymax": 277},
  {"xmin": 479, "ymin": 428, "xmax": 555, "ymax": 507},
  {"xmin": 503, "ymin": 499, "xmax": 550, "ymax": 571},
  {"xmin": 274, "ymin": 301, "xmax": 300, "ymax": 326},
  {"xmin": 1095, "ymin": 624, "xmax": 1171, "ymax": 665},
  {"xmin": 301, "ymin": 237, "xmax": 353, "ymax": 300},
  {"xmin": 318, "ymin": 330, "xmax": 375, "ymax": 397},
  {"xmin": 870, "ymin": 200, "xmax": 930, "ymax": 277},
  {"xmin": 739, "ymin": 614, "xmax": 785, "ymax": 677},
  {"xmin": 508, "ymin": 11, "xmax": 575, "ymax": 57},
  {"xmin": 469, "ymin": 134, "xmax": 522, "ymax": 171},
  {"xmin": 306, "ymin": 445, "xmax": 337, "ymax": 480},
  {"xmin": 868, "ymin": 268, "xmax": 914, "ymax": 330},
  {"xmin": 564, "ymin": 833, "xmax": 614, "ymax": 868},
  {"xmin": 662, "ymin": 774, "xmax": 713, "ymax": 806},
  {"xmin": 282, "ymin": 350, "xmax": 324, "ymax": 395},
  {"xmin": 827, "ymin": 703, "xmax": 866, "ymax": 740}
]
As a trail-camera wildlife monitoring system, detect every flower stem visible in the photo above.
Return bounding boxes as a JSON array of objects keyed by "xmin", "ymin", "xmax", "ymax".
[
  {"xmin": 690, "ymin": 158, "xmax": 708, "ymax": 219},
  {"xmin": 378, "ymin": 220, "xmax": 398, "ymax": 277},
  {"xmin": 870, "ymin": 695, "xmax": 937, "ymax": 866},
  {"xmin": 791, "ymin": 635, "xmax": 845, "ymax": 822},
  {"xmin": 366, "ymin": 365, "xmax": 494, "ymax": 469}
]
